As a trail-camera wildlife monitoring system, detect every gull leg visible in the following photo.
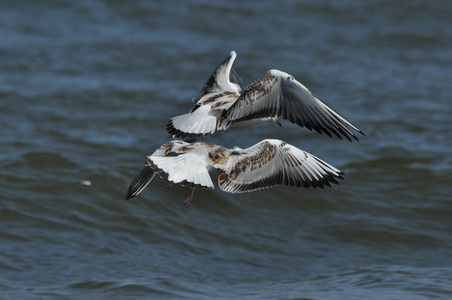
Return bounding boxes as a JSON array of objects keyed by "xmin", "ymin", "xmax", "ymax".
[
  {"xmin": 165, "ymin": 182, "xmax": 173, "ymax": 190},
  {"xmin": 183, "ymin": 187, "xmax": 196, "ymax": 207}
]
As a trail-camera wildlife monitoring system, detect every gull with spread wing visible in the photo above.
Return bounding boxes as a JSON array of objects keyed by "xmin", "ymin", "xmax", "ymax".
[
  {"xmin": 126, "ymin": 139, "xmax": 344, "ymax": 207},
  {"xmin": 166, "ymin": 51, "xmax": 364, "ymax": 142}
]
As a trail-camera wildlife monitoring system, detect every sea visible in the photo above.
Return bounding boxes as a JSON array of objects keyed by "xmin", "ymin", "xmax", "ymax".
[{"xmin": 1, "ymin": 1, "xmax": 451, "ymax": 299}]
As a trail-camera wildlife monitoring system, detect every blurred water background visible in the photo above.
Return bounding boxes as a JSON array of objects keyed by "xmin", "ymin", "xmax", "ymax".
[{"xmin": 1, "ymin": 0, "xmax": 451, "ymax": 299}]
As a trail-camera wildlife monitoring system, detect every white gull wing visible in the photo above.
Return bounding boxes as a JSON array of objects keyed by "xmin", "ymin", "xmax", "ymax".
[
  {"xmin": 219, "ymin": 69, "xmax": 364, "ymax": 141},
  {"xmin": 193, "ymin": 50, "xmax": 242, "ymax": 102},
  {"xmin": 126, "ymin": 141, "xmax": 194, "ymax": 199},
  {"xmin": 218, "ymin": 139, "xmax": 344, "ymax": 194},
  {"xmin": 166, "ymin": 51, "xmax": 242, "ymax": 141},
  {"xmin": 149, "ymin": 142, "xmax": 216, "ymax": 189}
]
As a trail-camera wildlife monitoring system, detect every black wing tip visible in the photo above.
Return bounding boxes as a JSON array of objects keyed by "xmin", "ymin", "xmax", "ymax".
[
  {"xmin": 292, "ymin": 118, "xmax": 363, "ymax": 142},
  {"xmin": 125, "ymin": 192, "xmax": 135, "ymax": 200},
  {"xmin": 309, "ymin": 174, "xmax": 343, "ymax": 189},
  {"xmin": 326, "ymin": 129, "xmax": 364, "ymax": 142},
  {"xmin": 125, "ymin": 186, "xmax": 139, "ymax": 200},
  {"xmin": 347, "ymin": 128, "xmax": 365, "ymax": 142},
  {"xmin": 125, "ymin": 164, "xmax": 157, "ymax": 200},
  {"xmin": 125, "ymin": 184, "xmax": 142, "ymax": 199},
  {"xmin": 310, "ymin": 129, "xmax": 355, "ymax": 142},
  {"xmin": 347, "ymin": 129, "xmax": 365, "ymax": 142}
]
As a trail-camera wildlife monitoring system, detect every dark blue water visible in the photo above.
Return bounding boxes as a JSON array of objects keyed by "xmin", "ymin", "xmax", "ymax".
[{"xmin": 1, "ymin": 1, "xmax": 451, "ymax": 299}]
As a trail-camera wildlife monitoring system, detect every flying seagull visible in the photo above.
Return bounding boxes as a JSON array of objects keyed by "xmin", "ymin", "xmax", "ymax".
[
  {"xmin": 126, "ymin": 139, "xmax": 344, "ymax": 207},
  {"xmin": 166, "ymin": 51, "xmax": 364, "ymax": 142}
]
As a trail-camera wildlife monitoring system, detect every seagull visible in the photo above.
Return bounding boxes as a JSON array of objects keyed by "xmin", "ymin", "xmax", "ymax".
[
  {"xmin": 166, "ymin": 51, "xmax": 364, "ymax": 142},
  {"xmin": 125, "ymin": 139, "xmax": 344, "ymax": 207}
]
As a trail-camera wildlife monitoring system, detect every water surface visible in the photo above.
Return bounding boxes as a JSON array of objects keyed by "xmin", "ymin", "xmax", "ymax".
[{"xmin": 1, "ymin": 1, "xmax": 451, "ymax": 299}]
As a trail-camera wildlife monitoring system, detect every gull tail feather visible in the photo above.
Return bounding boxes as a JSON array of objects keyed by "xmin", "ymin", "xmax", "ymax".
[{"xmin": 166, "ymin": 110, "xmax": 217, "ymax": 141}]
